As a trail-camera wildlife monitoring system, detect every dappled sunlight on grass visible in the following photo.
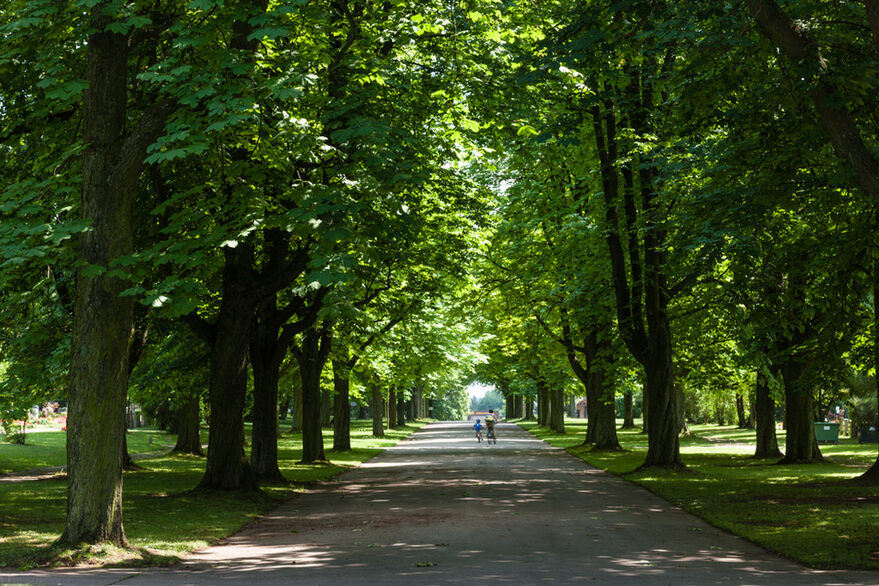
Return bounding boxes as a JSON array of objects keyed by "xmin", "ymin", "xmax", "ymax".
[{"xmin": 0, "ymin": 419, "xmax": 424, "ymax": 569}]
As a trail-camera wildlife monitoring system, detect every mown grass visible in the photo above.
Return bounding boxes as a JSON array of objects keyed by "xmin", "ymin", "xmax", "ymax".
[
  {"xmin": 0, "ymin": 427, "xmax": 177, "ymax": 475},
  {"xmin": 0, "ymin": 420, "xmax": 423, "ymax": 569},
  {"xmin": 519, "ymin": 418, "xmax": 879, "ymax": 570}
]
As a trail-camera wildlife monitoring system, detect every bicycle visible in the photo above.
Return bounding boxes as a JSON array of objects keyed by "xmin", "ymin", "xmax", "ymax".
[
  {"xmin": 486, "ymin": 426, "xmax": 497, "ymax": 444},
  {"xmin": 475, "ymin": 429, "xmax": 483, "ymax": 443}
]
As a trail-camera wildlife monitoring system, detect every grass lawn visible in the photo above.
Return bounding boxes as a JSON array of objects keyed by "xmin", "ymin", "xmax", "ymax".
[
  {"xmin": 0, "ymin": 427, "xmax": 177, "ymax": 475},
  {"xmin": 519, "ymin": 418, "xmax": 879, "ymax": 570},
  {"xmin": 0, "ymin": 420, "xmax": 423, "ymax": 569}
]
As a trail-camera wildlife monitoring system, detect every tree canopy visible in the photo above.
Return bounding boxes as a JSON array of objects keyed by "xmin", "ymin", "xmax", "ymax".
[{"xmin": 2, "ymin": 0, "xmax": 879, "ymax": 549}]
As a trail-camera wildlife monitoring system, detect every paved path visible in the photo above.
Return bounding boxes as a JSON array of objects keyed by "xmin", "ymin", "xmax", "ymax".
[{"xmin": 3, "ymin": 421, "xmax": 878, "ymax": 585}]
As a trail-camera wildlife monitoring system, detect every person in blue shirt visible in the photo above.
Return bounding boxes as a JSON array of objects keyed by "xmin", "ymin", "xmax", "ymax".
[{"xmin": 473, "ymin": 419, "xmax": 483, "ymax": 442}]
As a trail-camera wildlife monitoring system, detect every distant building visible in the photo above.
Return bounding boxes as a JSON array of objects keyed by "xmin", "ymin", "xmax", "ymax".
[
  {"xmin": 576, "ymin": 399, "xmax": 587, "ymax": 419},
  {"xmin": 468, "ymin": 410, "xmax": 495, "ymax": 421}
]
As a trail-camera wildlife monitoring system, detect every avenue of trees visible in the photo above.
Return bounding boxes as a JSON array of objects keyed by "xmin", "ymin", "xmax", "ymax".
[
  {"xmin": 471, "ymin": 0, "xmax": 879, "ymax": 475},
  {"xmin": 1, "ymin": 0, "xmax": 879, "ymax": 553}
]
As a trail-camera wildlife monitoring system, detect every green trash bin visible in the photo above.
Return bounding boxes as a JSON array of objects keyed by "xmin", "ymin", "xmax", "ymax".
[{"xmin": 814, "ymin": 422, "xmax": 840, "ymax": 444}]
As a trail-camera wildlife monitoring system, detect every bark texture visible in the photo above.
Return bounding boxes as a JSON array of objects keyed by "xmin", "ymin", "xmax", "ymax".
[
  {"xmin": 388, "ymin": 388, "xmax": 398, "ymax": 428},
  {"xmin": 778, "ymin": 358, "xmax": 823, "ymax": 464},
  {"xmin": 173, "ymin": 393, "xmax": 204, "ymax": 456},
  {"xmin": 250, "ymin": 334, "xmax": 285, "ymax": 481},
  {"xmin": 62, "ymin": 5, "xmax": 170, "ymax": 545},
  {"xmin": 332, "ymin": 360, "xmax": 352, "ymax": 451},
  {"xmin": 754, "ymin": 371, "xmax": 782, "ymax": 459},
  {"xmin": 622, "ymin": 391, "xmax": 635, "ymax": 428},
  {"xmin": 294, "ymin": 325, "xmax": 332, "ymax": 463},
  {"xmin": 591, "ymin": 82, "xmax": 681, "ymax": 468},
  {"xmin": 193, "ymin": 246, "xmax": 259, "ymax": 491},
  {"xmin": 537, "ymin": 379, "xmax": 550, "ymax": 427}
]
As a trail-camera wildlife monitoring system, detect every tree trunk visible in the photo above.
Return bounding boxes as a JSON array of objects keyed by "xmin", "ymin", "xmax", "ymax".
[
  {"xmin": 173, "ymin": 393, "xmax": 204, "ymax": 456},
  {"xmin": 591, "ymin": 79, "xmax": 680, "ymax": 468},
  {"xmin": 388, "ymin": 388, "xmax": 398, "ymax": 428},
  {"xmin": 194, "ymin": 245, "xmax": 260, "ymax": 491},
  {"xmin": 296, "ymin": 327, "xmax": 331, "ymax": 463},
  {"xmin": 250, "ymin": 340, "xmax": 284, "ymax": 482},
  {"xmin": 593, "ymin": 372, "xmax": 621, "ymax": 450},
  {"xmin": 622, "ymin": 391, "xmax": 635, "ymax": 428},
  {"xmin": 537, "ymin": 380, "xmax": 549, "ymax": 426},
  {"xmin": 754, "ymin": 370, "xmax": 782, "ymax": 459},
  {"xmin": 289, "ymin": 378, "xmax": 302, "ymax": 432},
  {"xmin": 736, "ymin": 393, "xmax": 748, "ymax": 428},
  {"xmin": 332, "ymin": 360, "xmax": 351, "ymax": 451},
  {"xmin": 397, "ymin": 392, "xmax": 407, "ymax": 426},
  {"xmin": 779, "ymin": 357, "xmax": 823, "ymax": 464},
  {"xmin": 641, "ymin": 328, "xmax": 681, "ymax": 467},
  {"xmin": 320, "ymin": 387, "xmax": 332, "ymax": 427},
  {"xmin": 370, "ymin": 384, "xmax": 384, "ymax": 437},
  {"xmin": 62, "ymin": 5, "xmax": 169, "ymax": 545},
  {"xmin": 571, "ymin": 329, "xmax": 620, "ymax": 450},
  {"xmin": 523, "ymin": 395, "xmax": 534, "ymax": 420}
]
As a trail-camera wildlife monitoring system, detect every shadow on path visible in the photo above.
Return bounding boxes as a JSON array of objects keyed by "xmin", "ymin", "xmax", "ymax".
[{"xmin": 3, "ymin": 421, "xmax": 878, "ymax": 585}]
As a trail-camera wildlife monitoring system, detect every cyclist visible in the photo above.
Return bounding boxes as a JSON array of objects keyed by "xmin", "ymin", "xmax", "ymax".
[
  {"xmin": 485, "ymin": 410, "xmax": 497, "ymax": 444},
  {"xmin": 473, "ymin": 419, "xmax": 483, "ymax": 442}
]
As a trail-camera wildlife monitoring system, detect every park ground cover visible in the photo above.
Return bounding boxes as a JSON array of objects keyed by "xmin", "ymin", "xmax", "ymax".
[
  {"xmin": 0, "ymin": 420, "xmax": 422, "ymax": 569},
  {"xmin": 519, "ymin": 419, "xmax": 879, "ymax": 570}
]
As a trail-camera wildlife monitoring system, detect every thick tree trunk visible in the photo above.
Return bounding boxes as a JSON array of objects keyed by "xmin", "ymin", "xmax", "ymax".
[
  {"xmin": 62, "ymin": 5, "xmax": 169, "ymax": 545},
  {"xmin": 414, "ymin": 388, "xmax": 424, "ymax": 419},
  {"xmin": 592, "ymin": 81, "xmax": 679, "ymax": 468},
  {"xmin": 573, "ymin": 328, "xmax": 621, "ymax": 450},
  {"xmin": 523, "ymin": 395, "xmax": 535, "ymax": 420},
  {"xmin": 195, "ymin": 246, "xmax": 260, "ymax": 491},
  {"xmin": 779, "ymin": 358, "xmax": 823, "ymax": 464},
  {"xmin": 296, "ymin": 327, "xmax": 331, "ymax": 463},
  {"xmin": 622, "ymin": 391, "xmax": 635, "ymax": 428},
  {"xmin": 388, "ymin": 388, "xmax": 398, "ymax": 428},
  {"xmin": 754, "ymin": 370, "xmax": 782, "ymax": 458},
  {"xmin": 332, "ymin": 360, "xmax": 351, "ymax": 451},
  {"xmin": 537, "ymin": 380, "xmax": 549, "ymax": 427},
  {"xmin": 370, "ymin": 384, "xmax": 384, "ymax": 437},
  {"xmin": 250, "ymin": 344, "xmax": 284, "ymax": 482},
  {"xmin": 594, "ymin": 376, "xmax": 621, "ymax": 451},
  {"xmin": 641, "ymin": 329, "xmax": 681, "ymax": 467},
  {"xmin": 173, "ymin": 393, "xmax": 204, "ymax": 456}
]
